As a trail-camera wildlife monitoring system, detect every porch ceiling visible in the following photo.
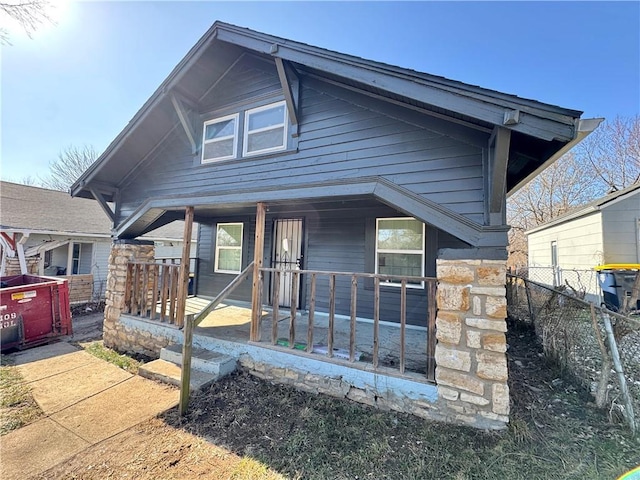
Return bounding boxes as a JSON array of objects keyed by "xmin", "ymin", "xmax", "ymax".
[
  {"xmin": 127, "ymin": 197, "xmax": 385, "ymax": 238},
  {"xmin": 195, "ymin": 197, "xmax": 383, "ymax": 221}
]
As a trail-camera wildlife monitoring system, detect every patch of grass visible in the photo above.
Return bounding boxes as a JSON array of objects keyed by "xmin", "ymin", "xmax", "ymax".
[
  {"xmin": 0, "ymin": 364, "xmax": 43, "ymax": 435},
  {"xmin": 161, "ymin": 325, "xmax": 640, "ymax": 480},
  {"xmin": 222, "ymin": 379, "xmax": 637, "ymax": 480},
  {"xmin": 81, "ymin": 341, "xmax": 142, "ymax": 374},
  {"xmin": 229, "ymin": 457, "xmax": 287, "ymax": 480}
]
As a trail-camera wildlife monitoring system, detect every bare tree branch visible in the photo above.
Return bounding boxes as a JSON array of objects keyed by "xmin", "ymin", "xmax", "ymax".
[
  {"xmin": 507, "ymin": 116, "xmax": 640, "ymax": 267},
  {"xmin": 577, "ymin": 115, "xmax": 640, "ymax": 193},
  {"xmin": 0, "ymin": 0, "xmax": 51, "ymax": 44},
  {"xmin": 2, "ymin": 175, "xmax": 41, "ymax": 186},
  {"xmin": 41, "ymin": 145, "xmax": 98, "ymax": 192}
]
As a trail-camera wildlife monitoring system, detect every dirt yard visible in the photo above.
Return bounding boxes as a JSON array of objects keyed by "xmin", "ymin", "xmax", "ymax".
[{"xmin": 28, "ymin": 318, "xmax": 638, "ymax": 480}]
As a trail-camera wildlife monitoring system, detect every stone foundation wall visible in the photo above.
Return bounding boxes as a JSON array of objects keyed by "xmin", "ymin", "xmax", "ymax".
[
  {"xmin": 434, "ymin": 258, "xmax": 509, "ymax": 428},
  {"xmin": 239, "ymin": 357, "xmax": 453, "ymax": 422},
  {"xmin": 107, "ymin": 318, "xmax": 176, "ymax": 357}
]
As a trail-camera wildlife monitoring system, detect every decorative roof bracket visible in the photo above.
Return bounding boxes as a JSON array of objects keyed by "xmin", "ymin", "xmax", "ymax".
[{"xmin": 274, "ymin": 57, "xmax": 300, "ymax": 136}]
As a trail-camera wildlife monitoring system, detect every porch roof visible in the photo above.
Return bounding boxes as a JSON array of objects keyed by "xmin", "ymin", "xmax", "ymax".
[
  {"xmin": 71, "ymin": 21, "xmax": 599, "ymax": 205},
  {"xmin": 116, "ymin": 176, "xmax": 507, "ymax": 248}
]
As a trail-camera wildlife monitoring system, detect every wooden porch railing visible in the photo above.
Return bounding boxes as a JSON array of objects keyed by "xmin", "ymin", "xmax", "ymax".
[
  {"xmin": 179, "ymin": 261, "xmax": 254, "ymax": 415},
  {"xmin": 258, "ymin": 268, "xmax": 438, "ymax": 382},
  {"xmin": 123, "ymin": 261, "xmax": 184, "ymax": 326}
]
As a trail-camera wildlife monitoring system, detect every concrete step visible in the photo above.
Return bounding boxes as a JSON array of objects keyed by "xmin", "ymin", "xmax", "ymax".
[
  {"xmin": 160, "ymin": 344, "xmax": 237, "ymax": 378},
  {"xmin": 138, "ymin": 359, "xmax": 217, "ymax": 391}
]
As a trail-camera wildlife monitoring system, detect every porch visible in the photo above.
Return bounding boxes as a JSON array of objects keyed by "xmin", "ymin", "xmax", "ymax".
[
  {"xmin": 194, "ymin": 299, "xmax": 429, "ymax": 374},
  {"xmin": 104, "ymin": 204, "xmax": 511, "ymax": 430},
  {"xmin": 121, "ymin": 260, "xmax": 437, "ymax": 382}
]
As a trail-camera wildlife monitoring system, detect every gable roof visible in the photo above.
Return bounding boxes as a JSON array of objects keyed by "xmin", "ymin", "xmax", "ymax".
[
  {"xmin": 526, "ymin": 182, "xmax": 640, "ymax": 234},
  {"xmin": 0, "ymin": 181, "xmax": 195, "ymax": 241},
  {"xmin": 71, "ymin": 21, "xmax": 600, "ymax": 203}
]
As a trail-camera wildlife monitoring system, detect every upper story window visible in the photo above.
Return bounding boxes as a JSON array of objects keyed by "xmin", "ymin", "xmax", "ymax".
[
  {"xmin": 201, "ymin": 101, "xmax": 289, "ymax": 164},
  {"xmin": 375, "ymin": 217, "xmax": 425, "ymax": 288},
  {"xmin": 243, "ymin": 101, "xmax": 287, "ymax": 156},
  {"xmin": 202, "ymin": 113, "xmax": 239, "ymax": 163}
]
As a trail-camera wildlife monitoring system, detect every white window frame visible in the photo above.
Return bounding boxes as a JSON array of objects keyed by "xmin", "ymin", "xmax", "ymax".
[
  {"xmin": 551, "ymin": 240, "xmax": 561, "ymax": 287},
  {"xmin": 214, "ymin": 222, "xmax": 243, "ymax": 274},
  {"xmin": 69, "ymin": 242, "xmax": 81, "ymax": 275},
  {"xmin": 242, "ymin": 101, "xmax": 288, "ymax": 157},
  {"xmin": 201, "ymin": 113, "xmax": 239, "ymax": 163},
  {"xmin": 375, "ymin": 217, "xmax": 425, "ymax": 289},
  {"xmin": 66, "ymin": 241, "xmax": 94, "ymax": 276}
]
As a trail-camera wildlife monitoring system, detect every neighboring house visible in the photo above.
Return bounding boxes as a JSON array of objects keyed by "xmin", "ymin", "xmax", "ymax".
[
  {"xmin": 71, "ymin": 22, "xmax": 599, "ymax": 429},
  {"xmin": 526, "ymin": 183, "xmax": 640, "ymax": 298},
  {"xmin": 0, "ymin": 182, "xmax": 197, "ymax": 303}
]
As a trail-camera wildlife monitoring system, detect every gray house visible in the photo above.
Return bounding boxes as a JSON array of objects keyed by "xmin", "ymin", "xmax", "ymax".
[
  {"xmin": 0, "ymin": 181, "xmax": 197, "ymax": 303},
  {"xmin": 71, "ymin": 22, "xmax": 599, "ymax": 429}
]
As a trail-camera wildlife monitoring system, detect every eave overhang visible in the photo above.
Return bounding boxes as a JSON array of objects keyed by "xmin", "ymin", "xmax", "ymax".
[
  {"xmin": 508, "ymin": 118, "xmax": 603, "ymax": 197},
  {"xmin": 71, "ymin": 21, "xmax": 595, "ymax": 203}
]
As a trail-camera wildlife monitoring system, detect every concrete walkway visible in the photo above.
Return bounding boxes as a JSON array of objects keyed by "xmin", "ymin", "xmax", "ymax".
[{"xmin": 0, "ymin": 342, "xmax": 179, "ymax": 480}]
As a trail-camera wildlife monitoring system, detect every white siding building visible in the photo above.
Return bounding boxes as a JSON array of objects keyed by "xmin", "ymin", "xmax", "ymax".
[
  {"xmin": 526, "ymin": 183, "xmax": 640, "ymax": 299},
  {"xmin": 1, "ymin": 182, "xmax": 197, "ymax": 303}
]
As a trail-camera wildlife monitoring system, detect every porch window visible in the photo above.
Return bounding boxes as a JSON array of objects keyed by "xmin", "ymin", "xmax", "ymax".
[
  {"xmin": 44, "ymin": 250, "xmax": 52, "ymax": 268},
  {"xmin": 202, "ymin": 113, "xmax": 239, "ymax": 163},
  {"xmin": 215, "ymin": 223, "xmax": 243, "ymax": 274},
  {"xmin": 375, "ymin": 217, "xmax": 425, "ymax": 287},
  {"xmin": 71, "ymin": 243, "xmax": 81, "ymax": 274},
  {"xmin": 243, "ymin": 101, "xmax": 287, "ymax": 156}
]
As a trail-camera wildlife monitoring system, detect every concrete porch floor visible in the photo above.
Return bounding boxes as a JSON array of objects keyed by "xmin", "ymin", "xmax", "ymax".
[{"xmin": 189, "ymin": 297, "xmax": 430, "ymax": 375}]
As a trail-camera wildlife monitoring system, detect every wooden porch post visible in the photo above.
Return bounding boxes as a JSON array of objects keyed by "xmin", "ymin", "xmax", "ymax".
[
  {"xmin": 250, "ymin": 202, "xmax": 266, "ymax": 342},
  {"xmin": 178, "ymin": 206, "xmax": 194, "ymax": 416},
  {"xmin": 176, "ymin": 206, "xmax": 195, "ymax": 327}
]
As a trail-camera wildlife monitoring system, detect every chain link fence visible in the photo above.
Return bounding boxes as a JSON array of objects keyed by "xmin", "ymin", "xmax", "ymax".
[
  {"xmin": 507, "ymin": 273, "xmax": 640, "ymax": 435},
  {"xmin": 510, "ymin": 266, "xmax": 602, "ymax": 304}
]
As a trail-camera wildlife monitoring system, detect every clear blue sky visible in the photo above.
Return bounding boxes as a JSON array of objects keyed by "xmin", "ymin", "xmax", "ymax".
[{"xmin": 1, "ymin": 1, "xmax": 639, "ymax": 183}]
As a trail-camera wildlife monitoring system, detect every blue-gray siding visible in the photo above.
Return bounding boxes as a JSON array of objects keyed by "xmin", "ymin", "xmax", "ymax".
[
  {"xmin": 196, "ymin": 204, "xmax": 467, "ymax": 326},
  {"xmin": 118, "ymin": 56, "xmax": 486, "ymax": 228}
]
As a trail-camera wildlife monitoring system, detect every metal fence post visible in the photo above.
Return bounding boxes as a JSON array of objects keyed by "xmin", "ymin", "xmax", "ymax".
[{"xmin": 601, "ymin": 311, "xmax": 636, "ymax": 435}]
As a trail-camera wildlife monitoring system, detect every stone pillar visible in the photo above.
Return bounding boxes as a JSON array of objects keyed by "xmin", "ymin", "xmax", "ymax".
[
  {"xmin": 435, "ymin": 257, "xmax": 509, "ymax": 429},
  {"xmin": 103, "ymin": 240, "xmax": 154, "ymax": 350}
]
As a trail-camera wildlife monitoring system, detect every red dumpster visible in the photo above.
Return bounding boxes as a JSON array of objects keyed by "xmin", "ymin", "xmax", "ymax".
[{"xmin": 0, "ymin": 274, "xmax": 72, "ymax": 351}]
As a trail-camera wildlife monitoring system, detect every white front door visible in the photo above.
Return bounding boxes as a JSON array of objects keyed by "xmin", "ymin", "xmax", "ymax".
[{"xmin": 272, "ymin": 219, "xmax": 303, "ymax": 307}]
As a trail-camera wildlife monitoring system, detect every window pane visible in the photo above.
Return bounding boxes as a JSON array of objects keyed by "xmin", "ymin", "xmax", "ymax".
[
  {"xmin": 203, "ymin": 139, "xmax": 234, "ymax": 160},
  {"xmin": 378, "ymin": 253, "xmax": 422, "ymax": 279},
  {"xmin": 205, "ymin": 119, "xmax": 235, "ymax": 140},
  {"xmin": 217, "ymin": 248, "xmax": 241, "ymax": 272},
  {"xmin": 377, "ymin": 219, "xmax": 423, "ymax": 250},
  {"xmin": 248, "ymin": 105, "xmax": 285, "ymax": 131},
  {"xmin": 217, "ymin": 224, "xmax": 242, "ymax": 247},
  {"xmin": 247, "ymin": 127, "xmax": 285, "ymax": 153}
]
